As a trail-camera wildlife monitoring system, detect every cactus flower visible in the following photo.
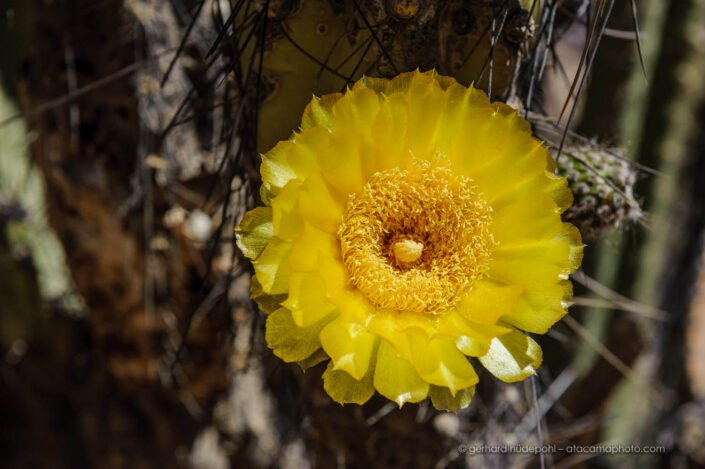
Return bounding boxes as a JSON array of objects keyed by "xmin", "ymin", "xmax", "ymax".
[{"xmin": 236, "ymin": 70, "xmax": 583, "ymax": 411}]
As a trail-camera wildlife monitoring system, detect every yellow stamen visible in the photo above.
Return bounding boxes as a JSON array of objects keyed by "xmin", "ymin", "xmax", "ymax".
[{"xmin": 338, "ymin": 162, "xmax": 495, "ymax": 313}]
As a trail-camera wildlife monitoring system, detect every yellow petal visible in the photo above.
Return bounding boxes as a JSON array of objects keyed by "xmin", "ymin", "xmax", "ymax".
[
  {"xmin": 331, "ymin": 289, "xmax": 374, "ymax": 325},
  {"xmin": 363, "ymin": 93, "xmax": 409, "ymax": 174},
  {"xmin": 289, "ymin": 127, "xmax": 332, "ymax": 171},
  {"xmin": 501, "ymin": 280, "xmax": 573, "ymax": 334},
  {"xmin": 282, "ymin": 272, "xmax": 337, "ymax": 327},
  {"xmin": 491, "ymin": 101, "xmax": 532, "ymax": 133},
  {"xmin": 360, "ymin": 69, "xmax": 456, "ymax": 95},
  {"xmin": 454, "ymin": 335, "xmax": 491, "ymax": 357},
  {"xmin": 455, "ymin": 280, "xmax": 525, "ymax": 325},
  {"xmin": 297, "ymin": 348, "xmax": 329, "ymax": 372},
  {"xmin": 489, "ymin": 224, "xmax": 582, "ymax": 289},
  {"xmin": 410, "ymin": 336, "xmax": 479, "ymax": 393},
  {"xmin": 492, "ymin": 192, "xmax": 563, "ymax": 244},
  {"xmin": 427, "ymin": 309, "xmax": 511, "ymax": 344},
  {"xmin": 312, "ymin": 87, "xmax": 382, "ymax": 196},
  {"xmin": 431, "ymin": 83, "xmax": 480, "ymax": 156},
  {"xmin": 331, "ymin": 85, "xmax": 381, "ymax": 135},
  {"xmin": 316, "ymin": 254, "xmax": 349, "ymax": 301},
  {"xmin": 373, "ymin": 340, "xmax": 429, "ymax": 407},
  {"xmin": 429, "ymin": 385, "xmax": 475, "ymax": 412},
  {"xmin": 301, "ymin": 93, "xmax": 342, "ymax": 130},
  {"xmin": 260, "ymin": 141, "xmax": 298, "ymax": 196},
  {"xmin": 405, "ymin": 76, "xmax": 449, "ymax": 158},
  {"xmin": 479, "ymin": 329, "xmax": 543, "ymax": 383},
  {"xmin": 489, "ymin": 247, "xmax": 569, "ymax": 289},
  {"xmin": 367, "ymin": 313, "xmax": 416, "ymax": 360},
  {"xmin": 319, "ymin": 126, "xmax": 366, "ymax": 197},
  {"xmin": 546, "ymin": 174, "xmax": 575, "ymax": 212},
  {"xmin": 260, "ymin": 127, "xmax": 329, "ymax": 195},
  {"xmin": 320, "ymin": 317, "xmax": 377, "ymax": 380},
  {"xmin": 564, "ymin": 223, "xmax": 585, "ymax": 269},
  {"xmin": 449, "ymin": 102, "xmax": 519, "ymax": 174},
  {"xmin": 297, "ymin": 171, "xmax": 345, "ymax": 233},
  {"xmin": 322, "ymin": 360, "xmax": 375, "ymax": 405},
  {"xmin": 265, "ymin": 308, "xmax": 334, "ymax": 362},
  {"xmin": 253, "ymin": 238, "xmax": 292, "ymax": 294},
  {"xmin": 497, "ymin": 169, "xmax": 574, "ymax": 213},
  {"xmin": 288, "ymin": 221, "xmax": 338, "ymax": 272},
  {"xmin": 235, "ymin": 207, "xmax": 273, "ymax": 260},
  {"xmin": 250, "ymin": 275, "xmax": 286, "ymax": 313},
  {"xmin": 472, "ymin": 138, "xmax": 551, "ymax": 207},
  {"xmin": 271, "ymin": 182, "xmax": 303, "ymax": 241}
]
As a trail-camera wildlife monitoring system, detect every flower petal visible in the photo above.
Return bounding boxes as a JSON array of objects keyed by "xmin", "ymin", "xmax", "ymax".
[
  {"xmin": 323, "ymin": 360, "xmax": 375, "ymax": 405},
  {"xmin": 472, "ymin": 138, "xmax": 551, "ymax": 207},
  {"xmin": 410, "ymin": 336, "xmax": 479, "ymax": 393},
  {"xmin": 316, "ymin": 255, "xmax": 349, "ymax": 301},
  {"xmin": 491, "ymin": 101, "xmax": 532, "ymax": 133},
  {"xmin": 492, "ymin": 192, "xmax": 563, "ymax": 244},
  {"xmin": 429, "ymin": 309, "xmax": 511, "ymax": 345},
  {"xmin": 271, "ymin": 182, "xmax": 303, "ymax": 241},
  {"xmin": 288, "ymin": 221, "xmax": 339, "ymax": 273},
  {"xmin": 253, "ymin": 238, "xmax": 292, "ymax": 294},
  {"xmin": 479, "ymin": 329, "xmax": 543, "ymax": 383},
  {"xmin": 405, "ymin": 76, "xmax": 450, "ymax": 158},
  {"xmin": 455, "ymin": 280, "xmax": 524, "ymax": 325},
  {"xmin": 501, "ymin": 280, "xmax": 573, "ymax": 334},
  {"xmin": 297, "ymin": 171, "xmax": 345, "ymax": 233},
  {"xmin": 450, "ymin": 102, "xmax": 526, "ymax": 176},
  {"xmin": 429, "ymin": 385, "xmax": 475, "ymax": 413},
  {"xmin": 261, "ymin": 141, "xmax": 298, "ymax": 196},
  {"xmin": 260, "ymin": 127, "xmax": 329, "ymax": 196},
  {"xmin": 489, "ymin": 224, "xmax": 583, "ymax": 289},
  {"xmin": 313, "ymin": 87, "xmax": 382, "ymax": 196},
  {"xmin": 454, "ymin": 335, "xmax": 491, "ymax": 357},
  {"xmin": 320, "ymin": 317, "xmax": 377, "ymax": 380},
  {"xmin": 301, "ymin": 93, "xmax": 342, "ymax": 131},
  {"xmin": 363, "ymin": 93, "xmax": 409, "ymax": 174},
  {"xmin": 250, "ymin": 275, "xmax": 286, "ymax": 314},
  {"xmin": 373, "ymin": 340, "xmax": 429, "ymax": 407},
  {"xmin": 235, "ymin": 207, "xmax": 273, "ymax": 260},
  {"xmin": 282, "ymin": 272, "xmax": 337, "ymax": 327},
  {"xmin": 367, "ymin": 313, "xmax": 417, "ymax": 360},
  {"xmin": 297, "ymin": 348, "xmax": 329, "ymax": 372},
  {"xmin": 331, "ymin": 85, "xmax": 381, "ymax": 134},
  {"xmin": 360, "ymin": 69, "xmax": 456, "ymax": 95},
  {"xmin": 265, "ymin": 308, "xmax": 333, "ymax": 362},
  {"xmin": 318, "ymin": 127, "xmax": 366, "ymax": 197},
  {"xmin": 498, "ymin": 170, "xmax": 574, "ymax": 213}
]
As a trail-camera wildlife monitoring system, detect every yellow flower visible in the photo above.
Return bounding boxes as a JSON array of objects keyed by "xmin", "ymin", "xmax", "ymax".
[{"xmin": 236, "ymin": 70, "xmax": 583, "ymax": 412}]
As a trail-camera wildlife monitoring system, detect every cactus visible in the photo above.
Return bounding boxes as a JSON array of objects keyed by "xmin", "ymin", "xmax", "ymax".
[
  {"xmin": 557, "ymin": 143, "xmax": 643, "ymax": 241},
  {"xmin": 237, "ymin": 0, "xmax": 539, "ymax": 151}
]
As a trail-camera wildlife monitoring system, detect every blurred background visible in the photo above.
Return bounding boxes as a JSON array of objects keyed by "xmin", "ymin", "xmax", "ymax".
[{"xmin": 1, "ymin": 0, "xmax": 705, "ymax": 467}]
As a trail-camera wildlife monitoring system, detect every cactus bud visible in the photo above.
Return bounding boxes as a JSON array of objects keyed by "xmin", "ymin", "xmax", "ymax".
[{"xmin": 556, "ymin": 143, "xmax": 643, "ymax": 241}]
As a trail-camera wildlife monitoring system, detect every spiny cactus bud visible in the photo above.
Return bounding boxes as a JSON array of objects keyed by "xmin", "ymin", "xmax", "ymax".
[{"xmin": 556, "ymin": 143, "xmax": 643, "ymax": 241}]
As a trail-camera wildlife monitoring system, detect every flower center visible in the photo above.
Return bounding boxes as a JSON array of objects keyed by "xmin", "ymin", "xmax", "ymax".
[
  {"xmin": 338, "ymin": 163, "xmax": 495, "ymax": 313},
  {"xmin": 393, "ymin": 238, "xmax": 424, "ymax": 263}
]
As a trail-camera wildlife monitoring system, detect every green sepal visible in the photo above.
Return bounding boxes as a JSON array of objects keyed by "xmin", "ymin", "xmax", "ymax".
[{"xmin": 235, "ymin": 207, "xmax": 273, "ymax": 260}]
